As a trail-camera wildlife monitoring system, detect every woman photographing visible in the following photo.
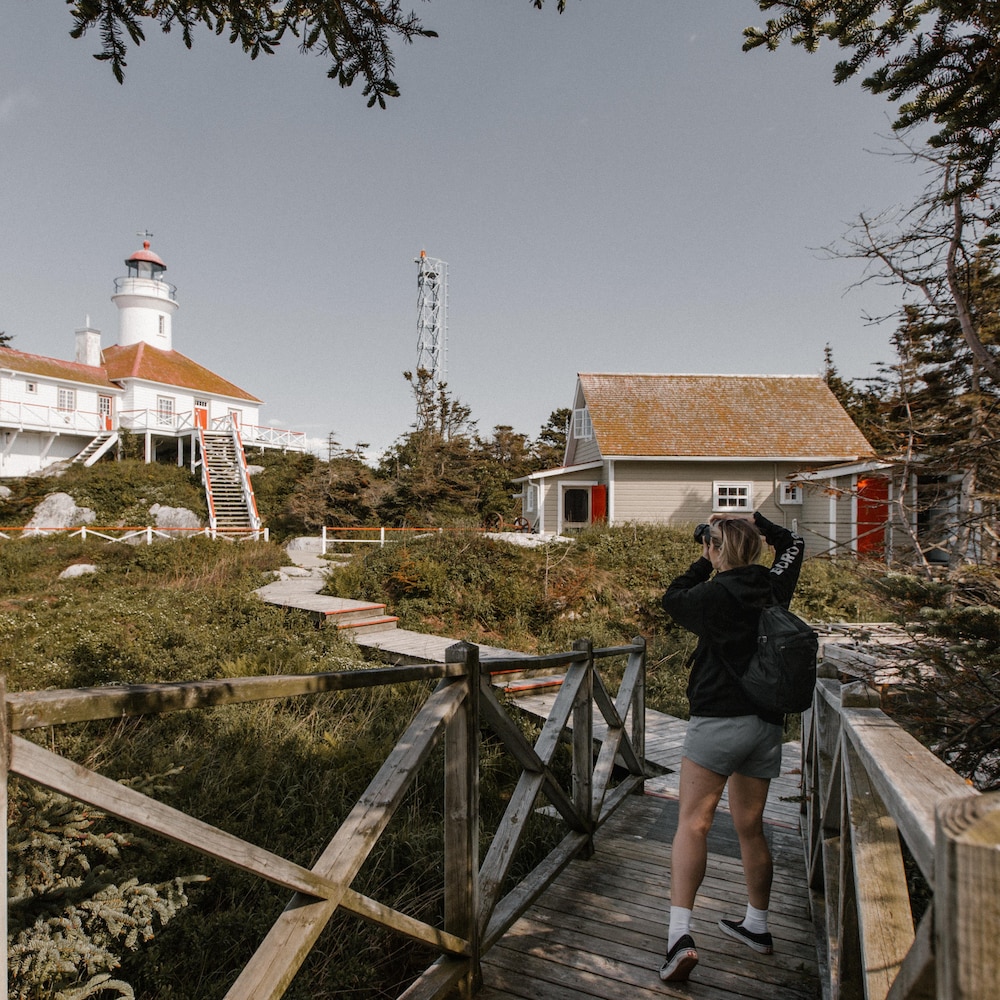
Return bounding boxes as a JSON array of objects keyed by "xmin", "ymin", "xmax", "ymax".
[{"xmin": 658, "ymin": 512, "xmax": 804, "ymax": 983}]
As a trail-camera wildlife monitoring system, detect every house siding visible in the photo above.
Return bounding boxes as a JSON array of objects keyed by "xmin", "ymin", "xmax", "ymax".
[
  {"xmin": 608, "ymin": 460, "xmax": 827, "ymax": 554},
  {"xmin": 569, "ymin": 434, "xmax": 601, "ymax": 466},
  {"xmin": 538, "ymin": 468, "xmax": 602, "ymax": 534},
  {"xmin": 120, "ymin": 382, "xmax": 260, "ymax": 432}
]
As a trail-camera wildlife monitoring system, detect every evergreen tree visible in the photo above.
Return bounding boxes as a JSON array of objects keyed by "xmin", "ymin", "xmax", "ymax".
[
  {"xmin": 822, "ymin": 345, "xmax": 892, "ymax": 452},
  {"xmin": 531, "ymin": 408, "xmax": 572, "ymax": 470},
  {"xmin": 377, "ymin": 371, "xmax": 481, "ymax": 525},
  {"xmin": 745, "ymin": 1, "xmax": 1000, "ymax": 185},
  {"xmin": 66, "ymin": 1, "xmax": 440, "ymax": 107},
  {"xmin": 8, "ymin": 780, "xmax": 205, "ymax": 999}
]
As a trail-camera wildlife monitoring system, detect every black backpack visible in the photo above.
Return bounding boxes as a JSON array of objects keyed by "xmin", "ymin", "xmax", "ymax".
[{"xmin": 740, "ymin": 605, "xmax": 819, "ymax": 715}]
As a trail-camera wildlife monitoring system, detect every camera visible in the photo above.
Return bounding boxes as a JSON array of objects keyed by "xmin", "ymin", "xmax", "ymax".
[{"xmin": 694, "ymin": 522, "xmax": 712, "ymax": 544}]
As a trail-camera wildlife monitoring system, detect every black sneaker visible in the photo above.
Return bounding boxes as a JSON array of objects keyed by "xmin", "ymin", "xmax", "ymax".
[
  {"xmin": 659, "ymin": 933, "xmax": 698, "ymax": 982},
  {"xmin": 719, "ymin": 918, "xmax": 773, "ymax": 954}
]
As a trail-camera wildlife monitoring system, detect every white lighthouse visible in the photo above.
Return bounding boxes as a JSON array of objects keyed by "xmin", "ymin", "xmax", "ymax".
[{"xmin": 111, "ymin": 238, "xmax": 178, "ymax": 350}]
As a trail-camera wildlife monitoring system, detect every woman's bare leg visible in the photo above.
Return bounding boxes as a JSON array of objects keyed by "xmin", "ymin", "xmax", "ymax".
[
  {"xmin": 670, "ymin": 756, "xmax": 728, "ymax": 908},
  {"xmin": 727, "ymin": 772, "xmax": 772, "ymax": 909}
]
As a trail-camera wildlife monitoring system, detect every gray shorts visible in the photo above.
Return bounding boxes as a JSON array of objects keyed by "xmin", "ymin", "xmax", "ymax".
[{"xmin": 683, "ymin": 715, "xmax": 783, "ymax": 779}]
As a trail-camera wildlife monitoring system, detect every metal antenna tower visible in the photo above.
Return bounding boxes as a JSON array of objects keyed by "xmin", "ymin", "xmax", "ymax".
[{"xmin": 414, "ymin": 250, "xmax": 447, "ymax": 388}]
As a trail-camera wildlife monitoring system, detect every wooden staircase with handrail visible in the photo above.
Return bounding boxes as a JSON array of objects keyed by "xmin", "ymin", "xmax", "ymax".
[
  {"xmin": 70, "ymin": 431, "xmax": 119, "ymax": 467},
  {"xmin": 198, "ymin": 428, "xmax": 260, "ymax": 535}
]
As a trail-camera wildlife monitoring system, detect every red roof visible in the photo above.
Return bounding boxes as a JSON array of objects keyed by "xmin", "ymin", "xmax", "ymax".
[
  {"xmin": 577, "ymin": 373, "xmax": 875, "ymax": 459},
  {"xmin": 102, "ymin": 342, "xmax": 261, "ymax": 402},
  {"xmin": 0, "ymin": 346, "xmax": 119, "ymax": 389},
  {"xmin": 127, "ymin": 241, "xmax": 167, "ymax": 270}
]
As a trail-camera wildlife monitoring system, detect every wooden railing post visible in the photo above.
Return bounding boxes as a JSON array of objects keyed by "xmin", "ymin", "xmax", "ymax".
[
  {"xmin": 444, "ymin": 642, "xmax": 481, "ymax": 996},
  {"xmin": 630, "ymin": 636, "xmax": 646, "ymax": 795},
  {"xmin": 935, "ymin": 791, "xmax": 1000, "ymax": 1000},
  {"xmin": 572, "ymin": 639, "xmax": 594, "ymax": 859}
]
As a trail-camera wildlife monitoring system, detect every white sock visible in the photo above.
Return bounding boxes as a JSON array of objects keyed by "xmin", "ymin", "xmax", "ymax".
[
  {"xmin": 742, "ymin": 902, "xmax": 769, "ymax": 935},
  {"xmin": 668, "ymin": 906, "xmax": 693, "ymax": 950}
]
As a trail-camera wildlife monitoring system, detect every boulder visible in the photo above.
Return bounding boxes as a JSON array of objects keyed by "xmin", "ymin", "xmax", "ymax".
[
  {"xmin": 60, "ymin": 563, "xmax": 98, "ymax": 579},
  {"xmin": 149, "ymin": 504, "xmax": 202, "ymax": 530},
  {"xmin": 25, "ymin": 493, "xmax": 95, "ymax": 532}
]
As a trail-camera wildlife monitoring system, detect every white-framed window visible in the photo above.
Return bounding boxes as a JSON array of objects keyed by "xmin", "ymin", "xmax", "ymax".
[
  {"xmin": 571, "ymin": 407, "xmax": 593, "ymax": 440},
  {"xmin": 525, "ymin": 483, "xmax": 538, "ymax": 513},
  {"xmin": 156, "ymin": 396, "xmax": 175, "ymax": 426},
  {"xmin": 713, "ymin": 481, "xmax": 752, "ymax": 511},
  {"xmin": 57, "ymin": 388, "xmax": 76, "ymax": 412},
  {"xmin": 779, "ymin": 482, "xmax": 803, "ymax": 505},
  {"xmin": 158, "ymin": 315, "xmax": 166, "ymax": 337},
  {"xmin": 25, "ymin": 381, "xmax": 38, "ymax": 394}
]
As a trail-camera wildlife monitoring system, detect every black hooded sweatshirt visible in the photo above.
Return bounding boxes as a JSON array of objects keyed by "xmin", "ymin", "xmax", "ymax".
[{"xmin": 661, "ymin": 512, "xmax": 804, "ymax": 726}]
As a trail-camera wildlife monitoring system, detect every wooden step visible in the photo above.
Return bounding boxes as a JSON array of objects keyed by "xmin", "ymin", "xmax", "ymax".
[
  {"xmin": 494, "ymin": 675, "xmax": 566, "ymax": 694},
  {"xmin": 317, "ymin": 602, "xmax": 388, "ymax": 624},
  {"xmin": 334, "ymin": 616, "xmax": 400, "ymax": 634}
]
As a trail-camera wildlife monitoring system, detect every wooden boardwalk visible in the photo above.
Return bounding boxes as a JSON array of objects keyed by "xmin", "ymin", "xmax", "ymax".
[
  {"xmin": 481, "ymin": 695, "xmax": 818, "ymax": 999},
  {"xmin": 256, "ymin": 563, "xmax": 820, "ymax": 998}
]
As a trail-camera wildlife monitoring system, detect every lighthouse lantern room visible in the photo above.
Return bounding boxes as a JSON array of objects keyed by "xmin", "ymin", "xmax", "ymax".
[{"xmin": 111, "ymin": 239, "xmax": 179, "ymax": 350}]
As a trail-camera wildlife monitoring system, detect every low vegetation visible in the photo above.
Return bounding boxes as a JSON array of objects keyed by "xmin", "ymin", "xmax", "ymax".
[
  {"xmin": 0, "ymin": 535, "xmax": 571, "ymax": 999},
  {"xmin": 324, "ymin": 524, "xmax": 891, "ymax": 719}
]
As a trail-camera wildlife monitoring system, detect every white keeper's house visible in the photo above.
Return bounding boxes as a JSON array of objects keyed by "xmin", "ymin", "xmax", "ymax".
[{"xmin": 0, "ymin": 239, "xmax": 307, "ymax": 532}]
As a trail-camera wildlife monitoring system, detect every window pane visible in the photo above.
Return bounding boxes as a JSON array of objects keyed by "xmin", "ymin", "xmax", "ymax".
[{"xmin": 714, "ymin": 482, "xmax": 751, "ymax": 511}]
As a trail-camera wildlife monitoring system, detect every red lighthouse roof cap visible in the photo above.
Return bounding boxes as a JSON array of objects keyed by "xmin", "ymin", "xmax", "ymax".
[{"xmin": 125, "ymin": 240, "xmax": 167, "ymax": 270}]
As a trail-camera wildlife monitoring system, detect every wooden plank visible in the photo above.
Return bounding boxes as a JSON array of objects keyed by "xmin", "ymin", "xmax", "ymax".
[
  {"xmin": 571, "ymin": 641, "xmax": 595, "ymax": 857},
  {"xmin": 886, "ymin": 906, "xmax": 935, "ymax": 1000},
  {"xmin": 444, "ymin": 643, "xmax": 479, "ymax": 992},
  {"xmin": 339, "ymin": 885, "xmax": 469, "ymax": 955},
  {"xmin": 479, "ymin": 680, "xmax": 581, "ymax": 827},
  {"xmin": 7, "ymin": 662, "xmax": 463, "ymax": 730},
  {"xmin": 224, "ymin": 677, "xmax": 467, "ymax": 1000},
  {"xmin": 843, "ymin": 736, "xmax": 914, "ymax": 1000},
  {"xmin": 935, "ymin": 791, "xmax": 1000, "ymax": 1000},
  {"xmin": 842, "ymin": 706, "xmax": 977, "ymax": 884},
  {"xmin": 9, "ymin": 735, "xmax": 344, "ymax": 900}
]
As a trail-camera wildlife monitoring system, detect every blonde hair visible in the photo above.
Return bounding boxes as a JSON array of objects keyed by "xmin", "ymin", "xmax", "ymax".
[{"xmin": 710, "ymin": 518, "xmax": 762, "ymax": 569}]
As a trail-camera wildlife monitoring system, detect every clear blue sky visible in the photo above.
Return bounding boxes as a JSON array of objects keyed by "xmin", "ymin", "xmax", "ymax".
[{"xmin": 1, "ymin": 2, "xmax": 927, "ymax": 458}]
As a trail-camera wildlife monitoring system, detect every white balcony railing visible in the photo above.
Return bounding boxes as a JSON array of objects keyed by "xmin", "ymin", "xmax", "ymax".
[
  {"xmin": 0, "ymin": 401, "xmax": 108, "ymax": 435},
  {"xmin": 119, "ymin": 409, "xmax": 307, "ymax": 452}
]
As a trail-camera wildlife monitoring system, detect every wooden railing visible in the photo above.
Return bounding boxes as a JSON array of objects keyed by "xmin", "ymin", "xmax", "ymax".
[
  {"xmin": 2, "ymin": 636, "xmax": 646, "ymax": 999},
  {"xmin": 802, "ymin": 644, "xmax": 1000, "ymax": 1000}
]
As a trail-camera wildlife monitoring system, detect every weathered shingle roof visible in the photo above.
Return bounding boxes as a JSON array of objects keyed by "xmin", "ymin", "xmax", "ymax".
[
  {"xmin": 0, "ymin": 346, "xmax": 119, "ymax": 389},
  {"xmin": 578, "ymin": 373, "xmax": 874, "ymax": 459},
  {"xmin": 102, "ymin": 343, "xmax": 261, "ymax": 403}
]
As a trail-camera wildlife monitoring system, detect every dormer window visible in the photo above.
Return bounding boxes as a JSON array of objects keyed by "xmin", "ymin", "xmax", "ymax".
[{"xmin": 571, "ymin": 407, "xmax": 593, "ymax": 440}]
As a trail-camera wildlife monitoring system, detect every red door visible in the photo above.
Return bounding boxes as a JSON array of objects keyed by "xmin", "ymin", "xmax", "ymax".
[
  {"xmin": 591, "ymin": 485, "xmax": 607, "ymax": 523},
  {"xmin": 195, "ymin": 406, "xmax": 208, "ymax": 429},
  {"xmin": 857, "ymin": 476, "xmax": 889, "ymax": 557}
]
